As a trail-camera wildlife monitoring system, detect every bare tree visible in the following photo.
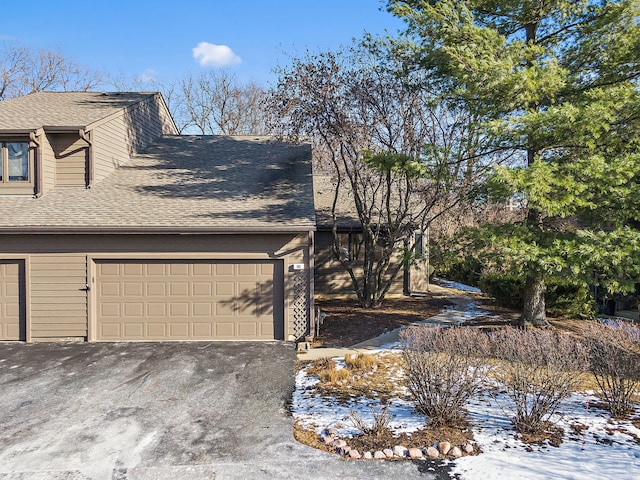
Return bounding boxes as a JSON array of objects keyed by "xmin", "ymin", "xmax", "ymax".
[
  {"xmin": 269, "ymin": 39, "xmax": 491, "ymax": 307},
  {"xmin": 0, "ymin": 42, "xmax": 102, "ymax": 100},
  {"xmin": 179, "ymin": 70, "xmax": 270, "ymax": 135}
]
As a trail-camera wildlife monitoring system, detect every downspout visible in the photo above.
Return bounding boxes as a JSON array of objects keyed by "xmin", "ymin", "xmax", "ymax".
[
  {"xmin": 79, "ymin": 128, "xmax": 93, "ymax": 188},
  {"xmin": 30, "ymin": 130, "xmax": 42, "ymax": 198}
]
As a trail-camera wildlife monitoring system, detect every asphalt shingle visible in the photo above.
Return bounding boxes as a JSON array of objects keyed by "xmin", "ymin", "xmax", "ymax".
[{"xmin": 0, "ymin": 135, "xmax": 315, "ymax": 231}]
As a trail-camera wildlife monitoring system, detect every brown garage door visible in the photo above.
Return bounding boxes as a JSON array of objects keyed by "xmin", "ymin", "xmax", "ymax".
[
  {"xmin": 95, "ymin": 260, "xmax": 284, "ymax": 341},
  {"xmin": 0, "ymin": 260, "xmax": 25, "ymax": 341}
]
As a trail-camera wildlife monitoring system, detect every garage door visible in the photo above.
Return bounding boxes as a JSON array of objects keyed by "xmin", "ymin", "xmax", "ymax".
[
  {"xmin": 95, "ymin": 260, "xmax": 284, "ymax": 341},
  {"xmin": 0, "ymin": 260, "xmax": 25, "ymax": 341}
]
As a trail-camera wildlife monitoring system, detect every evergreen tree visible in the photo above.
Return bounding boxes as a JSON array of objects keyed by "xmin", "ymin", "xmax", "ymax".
[{"xmin": 388, "ymin": 0, "xmax": 640, "ymax": 326}]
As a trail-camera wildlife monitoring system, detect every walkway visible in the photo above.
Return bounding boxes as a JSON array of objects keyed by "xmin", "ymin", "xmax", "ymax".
[{"xmin": 299, "ymin": 285, "xmax": 477, "ymax": 361}]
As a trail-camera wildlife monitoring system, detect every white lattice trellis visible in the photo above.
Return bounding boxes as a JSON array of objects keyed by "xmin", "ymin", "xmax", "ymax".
[{"xmin": 292, "ymin": 269, "xmax": 309, "ymax": 339}]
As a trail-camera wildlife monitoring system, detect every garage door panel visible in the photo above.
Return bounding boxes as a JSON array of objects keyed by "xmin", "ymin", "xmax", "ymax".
[
  {"xmin": 146, "ymin": 282, "xmax": 166, "ymax": 296},
  {"xmin": 96, "ymin": 260, "xmax": 283, "ymax": 341}
]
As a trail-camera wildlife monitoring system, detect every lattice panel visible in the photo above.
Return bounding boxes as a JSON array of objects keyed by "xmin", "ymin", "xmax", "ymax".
[{"xmin": 292, "ymin": 269, "xmax": 309, "ymax": 340}]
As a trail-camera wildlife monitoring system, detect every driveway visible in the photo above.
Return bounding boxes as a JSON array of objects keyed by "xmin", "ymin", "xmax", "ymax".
[{"xmin": 0, "ymin": 342, "xmax": 448, "ymax": 480}]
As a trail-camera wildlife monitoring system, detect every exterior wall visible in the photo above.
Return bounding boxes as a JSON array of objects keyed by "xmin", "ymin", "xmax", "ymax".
[
  {"xmin": 48, "ymin": 133, "xmax": 87, "ymax": 187},
  {"xmin": 0, "ymin": 232, "xmax": 310, "ymax": 341},
  {"xmin": 314, "ymin": 231, "xmax": 404, "ymax": 298},
  {"xmin": 39, "ymin": 133, "xmax": 55, "ymax": 194},
  {"xmin": 92, "ymin": 115, "xmax": 129, "ymax": 182},
  {"xmin": 91, "ymin": 94, "xmax": 178, "ymax": 183}
]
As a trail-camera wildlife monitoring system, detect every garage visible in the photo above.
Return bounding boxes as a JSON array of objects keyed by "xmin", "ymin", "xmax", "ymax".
[
  {"xmin": 95, "ymin": 259, "xmax": 284, "ymax": 341},
  {"xmin": 0, "ymin": 260, "xmax": 24, "ymax": 341}
]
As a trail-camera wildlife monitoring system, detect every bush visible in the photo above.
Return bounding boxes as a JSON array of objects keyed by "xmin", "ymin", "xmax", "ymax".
[
  {"xmin": 479, "ymin": 274, "xmax": 596, "ymax": 318},
  {"xmin": 400, "ymin": 326, "xmax": 490, "ymax": 426},
  {"xmin": 583, "ymin": 321, "xmax": 640, "ymax": 417},
  {"xmin": 349, "ymin": 404, "xmax": 393, "ymax": 437},
  {"xmin": 479, "ymin": 275, "xmax": 525, "ymax": 310},
  {"xmin": 490, "ymin": 329, "xmax": 588, "ymax": 434}
]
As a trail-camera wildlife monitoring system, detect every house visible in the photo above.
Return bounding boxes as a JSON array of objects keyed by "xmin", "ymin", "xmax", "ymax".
[
  {"xmin": 312, "ymin": 175, "xmax": 430, "ymax": 298},
  {"xmin": 0, "ymin": 92, "xmax": 314, "ymax": 342}
]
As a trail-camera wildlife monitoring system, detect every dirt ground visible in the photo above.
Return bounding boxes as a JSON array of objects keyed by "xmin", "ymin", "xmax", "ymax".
[
  {"xmin": 314, "ymin": 295, "xmax": 455, "ymax": 347},
  {"xmin": 314, "ymin": 293, "xmax": 524, "ymax": 347}
]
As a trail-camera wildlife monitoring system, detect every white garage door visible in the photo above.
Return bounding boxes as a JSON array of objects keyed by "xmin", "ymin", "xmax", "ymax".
[{"xmin": 95, "ymin": 260, "xmax": 283, "ymax": 341}]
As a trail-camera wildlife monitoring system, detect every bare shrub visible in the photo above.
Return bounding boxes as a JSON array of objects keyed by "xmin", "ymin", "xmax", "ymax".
[
  {"xmin": 349, "ymin": 404, "xmax": 394, "ymax": 437},
  {"xmin": 490, "ymin": 329, "xmax": 588, "ymax": 434},
  {"xmin": 345, "ymin": 353, "xmax": 378, "ymax": 372},
  {"xmin": 583, "ymin": 321, "xmax": 640, "ymax": 417},
  {"xmin": 401, "ymin": 326, "xmax": 490, "ymax": 426}
]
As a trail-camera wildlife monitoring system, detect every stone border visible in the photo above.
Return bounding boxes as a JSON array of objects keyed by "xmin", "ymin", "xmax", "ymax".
[{"xmin": 319, "ymin": 428, "xmax": 475, "ymax": 460}]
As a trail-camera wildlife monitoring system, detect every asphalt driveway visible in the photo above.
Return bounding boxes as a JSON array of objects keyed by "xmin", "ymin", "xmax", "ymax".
[{"xmin": 0, "ymin": 342, "xmax": 448, "ymax": 480}]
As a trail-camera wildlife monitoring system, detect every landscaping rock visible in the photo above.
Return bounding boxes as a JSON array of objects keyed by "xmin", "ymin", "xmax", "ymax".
[
  {"xmin": 374, "ymin": 451, "xmax": 386, "ymax": 459},
  {"xmin": 322, "ymin": 435, "xmax": 335, "ymax": 445},
  {"xmin": 363, "ymin": 451, "xmax": 373, "ymax": 459},
  {"xmin": 426, "ymin": 446, "xmax": 440, "ymax": 459},
  {"xmin": 408, "ymin": 447, "xmax": 423, "ymax": 459},
  {"xmin": 383, "ymin": 448, "xmax": 394, "ymax": 458},
  {"xmin": 463, "ymin": 444, "xmax": 474, "ymax": 454},
  {"xmin": 450, "ymin": 446, "xmax": 463, "ymax": 458},
  {"xmin": 326, "ymin": 427, "xmax": 339, "ymax": 436},
  {"xmin": 337, "ymin": 446, "xmax": 351, "ymax": 455},
  {"xmin": 393, "ymin": 445, "xmax": 409, "ymax": 458},
  {"xmin": 438, "ymin": 441, "xmax": 451, "ymax": 455},
  {"xmin": 348, "ymin": 449, "xmax": 362, "ymax": 459},
  {"xmin": 333, "ymin": 439, "xmax": 347, "ymax": 449}
]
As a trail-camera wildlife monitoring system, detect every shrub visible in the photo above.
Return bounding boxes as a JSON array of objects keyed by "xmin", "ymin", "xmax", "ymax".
[
  {"xmin": 400, "ymin": 326, "xmax": 490, "ymax": 426},
  {"xmin": 349, "ymin": 404, "xmax": 393, "ymax": 437},
  {"xmin": 583, "ymin": 321, "xmax": 640, "ymax": 417},
  {"xmin": 479, "ymin": 274, "xmax": 596, "ymax": 318},
  {"xmin": 490, "ymin": 329, "xmax": 588, "ymax": 434}
]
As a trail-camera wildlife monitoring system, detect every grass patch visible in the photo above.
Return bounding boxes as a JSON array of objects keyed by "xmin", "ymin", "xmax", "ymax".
[{"xmin": 304, "ymin": 353, "xmax": 406, "ymax": 402}]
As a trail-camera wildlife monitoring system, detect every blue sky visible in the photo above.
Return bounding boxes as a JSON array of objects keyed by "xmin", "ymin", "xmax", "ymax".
[{"xmin": 2, "ymin": 0, "xmax": 405, "ymax": 87}]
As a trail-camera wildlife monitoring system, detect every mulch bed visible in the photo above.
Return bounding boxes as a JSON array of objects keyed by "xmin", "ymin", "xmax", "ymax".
[{"xmin": 314, "ymin": 295, "xmax": 455, "ymax": 347}]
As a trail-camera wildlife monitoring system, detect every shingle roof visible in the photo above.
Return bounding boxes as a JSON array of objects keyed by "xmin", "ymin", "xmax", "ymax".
[
  {"xmin": 313, "ymin": 175, "xmax": 360, "ymax": 230},
  {"xmin": 0, "ymin": 91, "xmax": 156, "ymax": 130},
  {"xmin": 0, "ymin": 136, "xmax": 315, "ymax": 231}
]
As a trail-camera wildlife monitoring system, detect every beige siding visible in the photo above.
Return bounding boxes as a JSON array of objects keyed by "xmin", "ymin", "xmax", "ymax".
[
  {"xmin": 124, "ymin": 93, "xmax": 178, "ymax": 154},
  {"xmin": 49, "ymin": 133, "xmax": 87, "ymax": 186},
  {"xmin": 91, "ymin": 94, "xmax": 177, "ymax": 184},
  {"xmin": 0, "ymin": 233, "xmax": 309, "ymax": 341},
  {"xmin": 314, "ymin": 231, "xmax": 404, "ymax": 298},
  {"xmin": 29, "ymin": 254, "xmax": 87, "ymax": 338},
  {"xmin": 92, "ymin": 115, "xmax": 129, "ymax": 182},
  {"xmin": 40, "ymin": 133, "xmax": 55, "ymax": 194},
  {"xmin": 0, "ymin": 260, "xmax": 25, "ymax": 340}
]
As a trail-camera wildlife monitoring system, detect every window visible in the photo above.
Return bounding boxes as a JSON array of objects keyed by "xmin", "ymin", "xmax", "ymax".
[
  {"xmin": 336, "ymin": 233, "xmax": 364, "ymax": 262},
  {"xmin": 414, "ymin": 232, "xmax": 425, "ymax": 259},
  {"xmin": 1, "ymin": 142, "xmax": 30, "ymax": 183}
]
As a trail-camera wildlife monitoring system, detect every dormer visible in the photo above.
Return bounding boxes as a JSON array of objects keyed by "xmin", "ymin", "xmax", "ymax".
[{"xmin": 0, "ymin": 92, "xmax": 178, "ymax": 197}]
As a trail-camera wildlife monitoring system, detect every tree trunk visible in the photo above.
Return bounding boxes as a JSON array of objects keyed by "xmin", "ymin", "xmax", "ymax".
[{"xmin": 520, "ymin": 273, "xmax": 549, "ymax": 327}]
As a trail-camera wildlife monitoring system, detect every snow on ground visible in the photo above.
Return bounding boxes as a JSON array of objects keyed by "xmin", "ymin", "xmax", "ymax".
[
  {"xmin": 293, "ymin": 358, "xmax": 640, "ymax": 479},
  {"xmin": 434, "ymin": 278, "xmax": 482, "ymax": 294}
]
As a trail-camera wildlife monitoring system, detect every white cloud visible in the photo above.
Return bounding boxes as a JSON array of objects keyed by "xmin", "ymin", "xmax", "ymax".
[
  {"xmin": 137, "ymin": 69, "xmax": 158, "ymax": 84},
  {"xmin": 192, "ymin": 42, "xmax": 241, "ymax": 67}
]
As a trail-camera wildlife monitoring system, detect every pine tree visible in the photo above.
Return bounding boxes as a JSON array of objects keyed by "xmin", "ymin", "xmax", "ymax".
[{"xmin": 388, "ymin": 0, "xmax": 640, "ymax": 325}]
